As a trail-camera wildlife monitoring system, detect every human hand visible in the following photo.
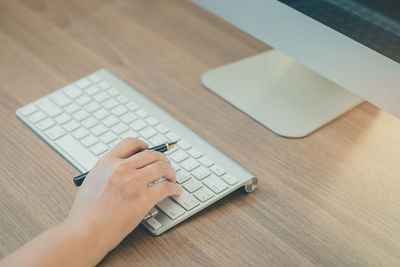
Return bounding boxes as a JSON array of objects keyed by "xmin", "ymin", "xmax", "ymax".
[{"xmin": 64, "ymin": 138, "xmax": 181, "ymax": 254}]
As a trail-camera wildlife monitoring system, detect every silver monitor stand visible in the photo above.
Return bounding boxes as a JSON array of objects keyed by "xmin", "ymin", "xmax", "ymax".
[{"xmin": 202, "ymin": 50, "xmax": 363, "ymax": 138}]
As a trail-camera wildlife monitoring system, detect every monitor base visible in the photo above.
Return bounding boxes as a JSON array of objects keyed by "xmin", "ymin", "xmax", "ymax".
[{"xmin": 202, "ymin": 50, "xmax": 363, "ymax": 138}]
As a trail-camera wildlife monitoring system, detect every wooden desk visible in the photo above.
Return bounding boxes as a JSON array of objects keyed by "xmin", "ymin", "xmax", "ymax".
[{"xmin": 0, "ymin": 0, "xmax": 399, "ymax": 265}]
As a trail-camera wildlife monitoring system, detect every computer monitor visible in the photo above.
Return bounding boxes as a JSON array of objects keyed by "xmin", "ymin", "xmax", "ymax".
[{"xmin": 191, "ymin": 0, "xmax": 400, "ymax": 138}]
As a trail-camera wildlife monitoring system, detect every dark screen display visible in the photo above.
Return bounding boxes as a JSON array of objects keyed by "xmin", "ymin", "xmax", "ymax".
[{"xmin": 277, "ymin": 0, "xmax": 400, "ymax": 63}]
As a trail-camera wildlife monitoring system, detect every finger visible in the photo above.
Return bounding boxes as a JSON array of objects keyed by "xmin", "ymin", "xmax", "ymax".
[
  {"xmin": 135, "ymin": 160, "xmax": 176, "ymax": 185},
  {"xmin": 108, "ymin": 138, "xmax": 148, "ymax": 159},
  {"xmin": 146, "ymin": 181, "xmax": 182, "ymax": 204},
  {"xmin": 127, "ymin": 150, "xmax": 170, "ymax": 169}
]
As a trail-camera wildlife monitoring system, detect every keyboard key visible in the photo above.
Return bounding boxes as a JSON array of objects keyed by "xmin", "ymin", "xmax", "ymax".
[
  {"xmin": 76, "ymin": 95, "xmax": 91, "ymax": 106},
  {"xmin": 81, "ymin": 135, "xmax": 98, "ymax": 147},
  {"xmin": 36, "ymin": 118, "xmax": 55, "ymax": 131},
  {"xmin": 64, "ymin": 103, "xmax": 80, "ymax": 114},
  {"xmin": 135, "ymin": 109, "xmax": 149, "ymax": 118},
  {"xmin": 171, "ymin": 162, "xmax": 181, "ymax": 172},
  {"xmin": 148, "ymin": 135, "xmax": 168, "ymax": 146},
  {"xmin": 173, "ymin": 189, "xmax": 200, "ymax": 211},
  {"xmin": 210, "ymin": 165, "xmax": 226, "ymax": 176},
  {"xmin": 203, "ymin": 175, "xmax": 229, "ymax": 194},
  {"xmin": 103, "ymin": 115, "xmax": 119, "ymax": 127},
  {"xmin": 140, "ymin": 127, "xmax": 157, "ymax": 139},
  {"xmin": 91, "ymin": 124, "xmax": 108, "ymax": 136},
  {"xmin": 120, "ymin": 112, "xmax": 138, "ymax": 124},
  {"xmin": 37, "ymin": 98, "xmax": 62, "ymax": 117},
  {"xmin": 192, "ymin": 166, "xmax": 211, "ymax": 180},
  {"xmin": 54, "ymin": 113, "xmax": 71, "ymax": 125},
  {"xmin": 187, "ymin": 148, "xmax": 202, "ymax": 159},
  {"xmin": 107, "ymin": 87, "xmax": 119, "ymax": 96},
  {"xmin": 72, "ymin": 128, "xmax": 89, "ymax": 140},
  {"xmin": 85, "ymin": 85, "xmax": 100, "ymax": 96},
  {"xmin": 164, "ymin": 145, "xmax": 178, "ymax": 155},
  {"xmin": 50, "ymin": 92, "xmax": 71, "ymax": 107},
  {"xmin": 193, "ymin": 187, "xmax": 214, "ymax": 202},
  {"xmin": 99, "ymin": 131, "xmax": 117, "ymax": 144},
  {"xmin": 145, "ymin": 116, "xmax": 159, "ymax": 126},
  {"xmin": 63, "ymin": 85, "xmax": 82, "ymax": 99},
  {"xmin": 73, "ymin": 110, "xmax": 89, "ymax": 121},
  {"xmin": 116, "ymin": 95, "xmax": 129, "ymax": 104},
  {"xmin": 126, "ymin": 101, "xmax": 139, "ymax": 111},
  {"xmin": 182, "ymin": 179, "xmax": 202, "ymax": 193},
  {"xmin": 111, "ymin": 123, "xmax": 129, "ymax": 135},
  {"xmin": 149, "ymin": 207, "xmax": 158, "ymax": 217},
  {"xmin": 98, "ymin": 81, "xmax": 110, "ymax": 90},
  {"xmin": 93, "ymin": 109, "xmax": 110, "ymax": 120},
  {"xmin": 169, "ymin": 150, "xmax": 189, "ymax": 163},
  {"xmin": 45, "ymin": 125, "xmax": 66, "ymax": 140},
  {"xmin": 88, "ymin": 74, "xmax": 101, "ymax": 83},
  {"xmin": 103, "ymin": 98, "xmax": 119, "ymax": 110},
  {"xmin": 176, "ymin": 170, "xmax": 191, "ymax": 184},
  {"xmin": 199, "ymin": 156, "xmax": 214, "ymax": 168},
  {"xmin": 90, "ymin": 142, "xmax": 108, "ymax": 155},
  {"xmin": 108, "ymin": 138, "xmax": 122, "ymax": 148},
  {"xmin": 29, "ymin": 111, "xmax": 46, "ymax": 123},
  {"xmin": 222, "ymin": 174, "xmax": 238, "ymax": 186},
  {"xmin": 81, "ymin": 117, "xmax": 98, "ymax": 129},
  {"xmin": 76, "ymin": 78, "xmax": 92, "ymax": 89},
  {"xmin": 120, "ymin": 130, "xmax": 139, "ymax": 139},
  {"xmin": 146, "ymin": 217, "xmax": 162, "ymax": 230},
  {"xmin": 156, "ymin": 197, "xmax": 185, "ymax": 220},
  {"xmin": 130, "ymin": 120, "xmax": 147, "ymax": 131},
  {"xmin": 165, "ymin": 131, "xmax": 180, "ymax": 142},
  {"xmin": 93, "ymin": 92, "xmax": 109, "ymax": 102},
  {"xmin": 180, "ymin": 158, "xmax": 200, "ymax": 172},
  {"xmin": 178, "ymin": 140, "xmax": 191, "ymax": 150},
  {"xmin": 63, "ymin": 120, "xmax": 80, "ymax": 132},
  {"xmin": 155, "ymin": 123, "xmax": 169, "ymax": 134},
  {"xmin": 19, "ymin": 104, "xmax": 38, "ymax": 116},
  {"xmin": 56, "ymin": 135, "xmax": 97, "ymax": 171},
  {"xmin": 111, "ymin": 106, "xmax": 128, "ymax": 116},
  {"xmin": 85, "ymin": 101, "xmax": 101, "ymax": 113}
]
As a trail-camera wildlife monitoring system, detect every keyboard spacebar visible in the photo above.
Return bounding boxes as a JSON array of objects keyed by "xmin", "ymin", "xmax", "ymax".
[{"xmin": 55, "ymin": 135, "xmax": 98, "ymax": 171}]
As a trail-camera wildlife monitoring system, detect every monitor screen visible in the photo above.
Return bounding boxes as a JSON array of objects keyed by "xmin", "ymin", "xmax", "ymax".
[{"xmin": 277, "ymin": 0, "xmax": 400, "ymax": 63}]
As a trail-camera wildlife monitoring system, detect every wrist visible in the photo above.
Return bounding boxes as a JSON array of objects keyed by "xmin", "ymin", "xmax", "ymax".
[{"xmin": 59, "ymin": 217, "xmax": 111, "ymax": 262}]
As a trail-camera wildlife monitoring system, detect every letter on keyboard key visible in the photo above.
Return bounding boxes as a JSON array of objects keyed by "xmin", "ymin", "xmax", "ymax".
[
  {"xmin": 176, "ymin": 170, "xmax": 192, "ymax": 184},
  {"xmin": 169, "ymin": 150, "xmax": 189, "ymax": 163},
  {"xmin": 180, "ymin": 158, "xmax": 200, "ymax": 172},
  {"xmin": 156, "ymin": 197, "xmax": 185, "ymax": 220},
  {"xmin": 187, "ymin": 148, "xmax": 202, "ymax": 159},
  {"xmin": 146, "ymin": 217, "xmax": 162, "ymax": 230},
  {"xmin": 182, "ymin": 179, "xmax": 202, "ymax": 193},
  {"xmin": 222, "ymin": 174, "xmax": 238, "ymax": 186},
  {"xmin": 63, "ymin": 85, "xmax": 82, "ymax": 99},
  {"xmin": 56, "ymin": 135, "xmax": 98, "ymax": 171},
  {"xmin": 36, "ymin": 118, "xmax": 55, "ymax": 131},
  {"xmin": 37, "ymin": 98, "xmax": 62, "ymax": 117},
  {"xmin": 193, "ymin": 187, "xmax": 214, "ymax": 202},
  {"xmin": 29, "ymin": 111, "xmax": 46, "ymax": 123},
  {"xmin": 173, "ymin": 189, "xmax": 200, "ymax": 211},
  {"xmin": 210, "ymin": 165, "xmax": 226, "ymax": 176},
  {"xmin": 203, "ymin": 175, "xmax": 229, "ymax": 194},
  {"xmin": 19, "ymin": 104, "xmax": 38, "ymax": 116},
  {"xmin": 50, "ymin": 92, "xmax": 71, "ymax": 107},
  {"xmin": 199, "ymin": 156, "xmax": 214, "ymax": 168},
  {"xmin": 45, "ymin": 125, "xmax": 66, "ymax": 140},
  {"xmin": 192, "ymin": 166, "xmax": 211, "ymax": 180}
]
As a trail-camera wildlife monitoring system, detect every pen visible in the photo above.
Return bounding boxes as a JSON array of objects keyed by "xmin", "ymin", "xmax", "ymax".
[{"xmin": 73, "ymin": 141, "xmax": 177, "ymax": 187}]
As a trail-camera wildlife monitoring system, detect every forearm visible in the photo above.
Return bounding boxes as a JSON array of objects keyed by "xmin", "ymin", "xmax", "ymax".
[{"xmin": 0, "ymin": 221, "xmax": 107, "ymax": 267}]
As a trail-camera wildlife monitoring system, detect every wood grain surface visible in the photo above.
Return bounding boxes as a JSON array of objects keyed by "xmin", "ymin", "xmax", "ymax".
[{"xmin": 0, "ymin": 0, "xmax": 399, "ymax": 266}]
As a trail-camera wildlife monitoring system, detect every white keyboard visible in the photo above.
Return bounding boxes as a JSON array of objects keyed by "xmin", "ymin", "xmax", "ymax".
[{"xmin": 16, "ymin": 69, "xmax": 258, "ymax": 235}]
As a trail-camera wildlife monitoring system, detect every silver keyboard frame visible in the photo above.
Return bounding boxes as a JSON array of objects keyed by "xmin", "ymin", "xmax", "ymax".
[{"xmin": 16, "ymin": 69, "xmax": 258, "ymax": 235}]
